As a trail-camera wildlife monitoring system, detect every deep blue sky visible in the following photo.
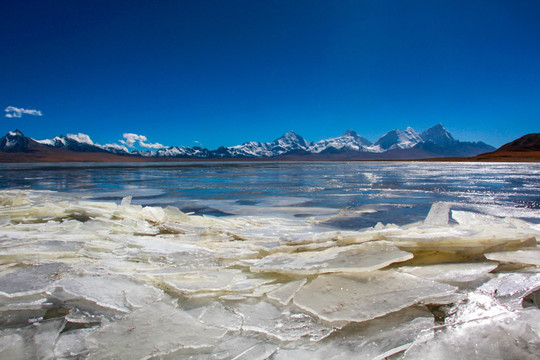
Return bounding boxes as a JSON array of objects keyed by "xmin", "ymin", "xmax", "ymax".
[{"xmin": 1, "ymin": 0, "xmax": 539, "ymax": 149}]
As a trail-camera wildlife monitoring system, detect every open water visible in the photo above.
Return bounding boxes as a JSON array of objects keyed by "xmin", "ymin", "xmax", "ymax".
[{"xmin": 1, "ymin": 161, "xmax": 539, "ymax": 227}]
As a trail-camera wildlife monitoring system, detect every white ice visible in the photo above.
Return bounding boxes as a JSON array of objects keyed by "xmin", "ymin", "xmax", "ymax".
[
  {"xmin": 293, "ymin": 271, "xmax": 457, "ymax": 323},
  {"xmin": 0, "ymin": 190, "xmax": 539, "ymax": 359}
]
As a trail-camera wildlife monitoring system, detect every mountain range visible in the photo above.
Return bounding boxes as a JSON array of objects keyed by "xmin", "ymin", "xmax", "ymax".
[
  {"xmin": 140, "ymin": 124, "xmax": 494, "ymax": 159},
  {"xmin": 0, "ymin": 124, "xmax": 498, "ymax": 162}
]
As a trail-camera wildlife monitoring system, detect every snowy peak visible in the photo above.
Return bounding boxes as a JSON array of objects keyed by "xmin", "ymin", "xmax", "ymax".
[
  {"xmin": 0, "ymin": 129, "xmax": 29, "ymax": 152},
  {"xmin": 39, "ymin": 133, "xmax": 130, "ymax": 154},
  {"xmin": 148, "ymin": 146, "xmax": 212, "ymax": 158},
  {"xmin": 309, "ymin": 130, "xmax": 372, "ymax": 153},
  {"xmin": 8, "ymin": 129, "xmax": 24, "ymax": 137},
  {"xmin": 273, "ymin": 131, "xmax": 310, "ymax": 149},
  {"xmin": 1, "ymin": 124, "xmax": 495, "ymax": 160},
  {"xmin": 342, "ymin": 130, "xmax": 372, "ymax": 146},
  {"xmin": 37, "ymin": 133, "xmax": 108, "ymax": 153},
  {"xmin": 219, "ymin": 132, "xmax": 311, "ymax": 158},
  {"xmin": 374, "ymin": 127, "xmax": 422, "ymax": 151},
  {"xmin": 421, "ymin": 124, "xmax": 455, "ymax": 146},
  {"xmin": 226, "ymin": 141, "xmax": 272, "ymax": 158},
  {"xmin": 259, "ymin": 131, "xmax": 310, "ymax": 156},
  {"xmin": 342, "ymin": 129, "xmax": 359, "ymax": 138}
]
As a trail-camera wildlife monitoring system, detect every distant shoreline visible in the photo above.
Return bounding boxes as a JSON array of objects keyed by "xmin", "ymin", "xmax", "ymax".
[{"xmin": 1, "ymin": 151, "xmax": 540, "ymax": 164}]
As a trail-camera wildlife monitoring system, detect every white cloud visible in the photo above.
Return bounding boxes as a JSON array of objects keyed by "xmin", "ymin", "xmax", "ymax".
[
  {"xmin": 119, "ymin": 133, "xmax": 164, "ymax": 149},
  {"xmin": 5, "ymin": 106, "xmax": 43, "ymax": 118}
]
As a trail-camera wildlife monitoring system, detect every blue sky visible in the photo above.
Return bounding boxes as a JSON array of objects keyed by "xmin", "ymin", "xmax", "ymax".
[{"xmin": 1, "ymin": 0, "xmax": 539, "ymax": 149}]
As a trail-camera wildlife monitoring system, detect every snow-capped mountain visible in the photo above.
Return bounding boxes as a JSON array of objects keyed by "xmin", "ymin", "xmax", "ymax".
[
  {"xmin": 0, "ymin": 130, "xmax": 145, "ymax": 162},
  {"xmin": 223, "ymin": 141, "xmax": 273, "ymax": 158},
  {"xmin": 0, "ymin": 130, "xmax": 29, "ymax": 152},
  {"xmin": 373, "ymin": 127, "xmax": 423, "ymax": 151},
  {"xmin": 411, "ymin": 124, "xmax": 495, "ymax": 157},
  {"xmin": 420, "ymin": 123, "xmax": 455, "ymax": 146},
  {"xmin": 138, "ymin": 146, "xmax": 212, "ymax": 158},
  {"xmin": 143, "ymin": 131, "xmax": 312, "ymax": 158},
  {"xmin": 268, "ymin": 131, "xmax": 311, "ymax": 154},
  {"xmin": 2, "ymin": 124, "xmax": 496, "ymax": 160},
  {"xmin": 309, "ymin": 130, "xmax": 372, "ymax": 153},
  {"xmin": 37, "ymin": 133, "xmax": 130, "ymax": 154},
  {"xmin": 37, "ymin": 133, "xmax": 106, "ymax": 153}
]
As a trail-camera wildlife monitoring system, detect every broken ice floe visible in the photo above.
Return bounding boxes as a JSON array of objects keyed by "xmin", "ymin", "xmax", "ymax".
[
  {"xmin": 478, "ymin": 272, "xmax": 540, "ymax": 310},
  {"xmin": 233, "ymin": 300, "xmax": 334, "ymax": 341},
  {"xmin": 0, "ymin": 318, "xmax": 65, "ymax": 360},
  {"xmin": 273, "ymin": 306, "xmax": 436, "ymax": 360},
  {"xmin": 485, "ymin": 248, "xmax": 540, "ymax": 266},
  {"xmin": 267, "ymin": 278, "xmax": 307, "ymax": 305},
  {"xmin": 250, "ymin": 241, "xmax": 413, "ymax": 275},
  {"xmin": 155, "ymin": 269, "xmax": 274, "ymax": 297},
  {"xmin": 0, "ymin": 190, "xmax": 539, "ymax": 359},
  {"xmin": 293, "ymin": 271, "xmax": 457, "ymax": 323},
  {"xmin": 403, "ymin": 308, "xmax": 540, "ymax": 360},
  {"xmin": 86, "ymin": 302, "xmax": 227, "ymax": 359},
  {"xmin": 0, "ymin": 263, "xmax": 65, "ymax": 298},
  {"xmin": 398, "ymin": 262, "xmax": 498, "ymax": 285}
]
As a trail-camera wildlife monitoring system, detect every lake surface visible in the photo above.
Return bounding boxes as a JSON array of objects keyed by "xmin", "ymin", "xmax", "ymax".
[
  {"xmin": 1, "ymin": 161, "xmax": 539, "ymax": 227},
  {"xmin": 1, "ymin": 161, "xmax": 540, "ymax": 359}
]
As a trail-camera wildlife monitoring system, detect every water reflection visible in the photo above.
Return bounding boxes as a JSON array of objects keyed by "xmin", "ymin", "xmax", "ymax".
[{"xmin": 1, "ymin": 161, "xmax": 539, "ymax": 228}]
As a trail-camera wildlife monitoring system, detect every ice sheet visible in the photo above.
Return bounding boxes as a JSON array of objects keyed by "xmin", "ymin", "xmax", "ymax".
[
  {"xmin": 294, "ymin": 271, "xmax": 457, "ymax": 323},
  {"xmin": 267, "ymin": 278, "xmax": 307, "ymax": 305},
  {"xmin": 424, "ymin": 202, "xmax": 451, "ymax": 226},
  {"xmin": 250, "ymin": 241, "xmax": 413, "ymax": 275},
  {"xmin": 0, "ymin": 319, "xmax": 65, "ymax": 360},
  {"xmin": 50, "ymin": 275, "xmax": 163, "ymax": 314},
  {"xmin": 403, "ymin": 308, "xmax": 540, "ymax": 359},
  {"xmin": 54, "ymin": 328, "xmax": 94, "ymax": 359},
  {"xmin": 233, "ymin": 300, "xmax": 334, "ymax": 341},
  {"xmin": 1, "ymin": 190, "xmax": 540, "ymax": 359},
  {"xmin": 157, "ymin": 334, "xmax": 277, "ymax": 360},
  {"xmin": 197, "ymin": 301, "xmax": 243, "ymax": 331},
  {"xmin": 87, "ymin": 302, "xmax": 227, "ymax": 359},
  {"xmin": 156, "ymin": 269, "xmax": 273, "ymax": 296},
  {"xmin": 0, "ymin": 264, "xmax": 65, "ymax": 297},
  {"xmin": 478, "ymin": 272, "xmax": 540, "ymax": 309},
  {"xmin": 398, "ymin": 263, "xmax": 498, "ymax": 284},
  {"xmin": 485, "ymin": 249, "xmax": 540, "ymax": 266}
]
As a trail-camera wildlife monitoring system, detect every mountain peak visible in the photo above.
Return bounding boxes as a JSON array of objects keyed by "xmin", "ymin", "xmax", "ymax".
[
  {"xmin": 1, "ymin": 129, "xmax": 30, "ymax": 152},
  {"xmin": 270, "ymin": 131, "xmax": 310, "ymax": 154},
  {"xmin": 281, "ymin": 130, "xmax": 301, "ymax": 139},
  {"xmin": 8, "ymin": 129, "xmax": 24, "ymax": 137},
  {"xmin": 421, "ymin": 124, "xmax": 455, "ymax": 145},
  {"xmin": 37, "ymin": 132, "xmax": 107, "ymax": 153},
  {"xmin": 341, "ymin": 130, "xmax": 372, "ymax": 146},
  {"xmin": 343, "ymin": 129, "xmax": 358, "ymax": 137},
  {"xmin": 277, "ymin": 131, "xmax": 306, "ymax": 143},
  {"xmin": 1, "ymin": 125, "xmax": 495, "ymax": 160},
  {"xmin": 374, "ymin": 127, "xmax": 422, "ymax": 150}
]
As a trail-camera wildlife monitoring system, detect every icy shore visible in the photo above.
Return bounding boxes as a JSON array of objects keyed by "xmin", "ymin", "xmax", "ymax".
[{"xmin": 0, "ymin": 190, "xmax": 539, "ymax": 359}]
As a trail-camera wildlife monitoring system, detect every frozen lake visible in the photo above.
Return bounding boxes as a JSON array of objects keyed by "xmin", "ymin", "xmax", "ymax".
[
  {"xmin": 2, "ymin": 161, "xmax": 540, "ymax": 226},
  {"xmin": 0, "ymin": 161, "xmax": 539, "ymax": 359}
]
